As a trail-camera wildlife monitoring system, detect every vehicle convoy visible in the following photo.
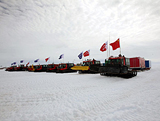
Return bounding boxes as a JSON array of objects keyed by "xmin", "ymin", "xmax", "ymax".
[
  {"xmin": 71, "ymin": 59, "xmax": 101, "ymax": 73},
  {"xmin": 56, "ymin": 63, "xmax": 76, "ymax": 73},
  {"xmin": 90, "ymin": 55, "xmax": 137, "ymax": 78},
  {"xmin": 46, "ymin": 64, "xmax": 59, "ymax": 72}
]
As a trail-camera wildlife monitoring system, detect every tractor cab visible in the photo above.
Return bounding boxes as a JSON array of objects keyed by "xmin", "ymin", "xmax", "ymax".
[
  {"xmin": 83, "ymin": 59, "xmax": 100, "ymax": 66},
  {"xmin": 56, "ymin": 63, "xmax": 76, "ymax": 73},
  {"xmin": 34, "ymin": 65, "xmax": 47, "ymax": 72},
  {"xmin": 105, "ymin": 55, "xmax": 130, "ymax": 67},
  {"xmin": 46, "ymin": 64, "xmax": 58, "ymax": 72},
  {"xmin": 14, "ymin": 65, "xmax": 27, "ymax": 71}
]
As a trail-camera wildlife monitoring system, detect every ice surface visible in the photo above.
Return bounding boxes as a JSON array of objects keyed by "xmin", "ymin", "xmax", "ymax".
[{"xmin": 0, "ymin": 64, "xmax": 160, "ymax": 121}]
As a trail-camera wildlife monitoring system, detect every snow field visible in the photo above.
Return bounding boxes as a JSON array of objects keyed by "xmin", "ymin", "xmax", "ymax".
[{"xmin": 0, "ymin": 64, "xmax": 160, "ymax": 121}]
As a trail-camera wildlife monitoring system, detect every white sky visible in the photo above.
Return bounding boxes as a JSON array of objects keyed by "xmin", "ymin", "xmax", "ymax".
[{"xmin": 0, "ymin": 0, "xmax": 160, "ymax": 66}]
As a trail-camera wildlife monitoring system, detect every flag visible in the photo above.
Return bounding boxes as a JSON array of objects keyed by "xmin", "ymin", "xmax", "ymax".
[
  {"xmin": 110, "ymin": 38, "xmax": 120, "ymax": 50},
  {"xmin": 83, "ymin": 50, "xmax": 90, "ymax": 57},
  {"xmin": 100, "ymin": 41, "xmax": 108, "ymax": 52},
  {"xmin": 78, "ymin": 52, "xmax": 83, "ymax": 59},
  {"xmin": 59, "ymin": 54, "xmax": 64, "ymax": 59},
  {"xmin": 34, "ymin": 59, "xmax": 39, "ymax": 63},
  {"xmin": 26, "ymin": 62, "xmax": 30, "ymax": 66},
  {"xmin": 11, "ymin": 62, "xmax": 16, "ymax": 65},
  {"xmin": 45, "ymin": 57, "xmax": 50, "ymax": 62},
  {"xmin": 20, "ymin": 60, "xmax": 24, "ymax": 63}
]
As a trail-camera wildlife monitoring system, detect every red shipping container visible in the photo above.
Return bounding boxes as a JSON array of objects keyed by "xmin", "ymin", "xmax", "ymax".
[{"xmin": 130, "ymin": 57, "xmax": 145, "ymax": 70}]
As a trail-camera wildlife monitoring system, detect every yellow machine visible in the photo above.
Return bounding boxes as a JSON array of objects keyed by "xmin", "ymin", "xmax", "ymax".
[
  {"xmin": 71, "ymin": 59, "xmax": 101, "ymax": 73},
  {"xmin": 71, "ymin": 66, "xmax": 89, "ymax": 71}
]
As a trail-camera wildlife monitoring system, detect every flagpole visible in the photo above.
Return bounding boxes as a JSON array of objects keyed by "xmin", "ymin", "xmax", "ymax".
[
  {"xmin": 48, "ymin": 57, "xmax": 49, "ymax": 64},
  {"xmin": 120, "ymin": 38, "xmax": 121, "ymax": 55},
  {"xmin": 82, "ymin": 51, "xmax": 83, "ymax": 65},
  {"xmin": 107, "ymin": 42, "xmax": 108, "ymax": 59},
  {"xmin": 109, "ymin": 32, "xmax": 110, "ymax": 58},
  {"xmin": 89, "ymin": 50, "xmax": 90, "ymax": 60}
]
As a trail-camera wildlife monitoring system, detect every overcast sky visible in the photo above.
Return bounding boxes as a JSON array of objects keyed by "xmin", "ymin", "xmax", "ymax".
[{"xmin": 0, "ymin": 0, "xmax": 160, "ymax": 66}]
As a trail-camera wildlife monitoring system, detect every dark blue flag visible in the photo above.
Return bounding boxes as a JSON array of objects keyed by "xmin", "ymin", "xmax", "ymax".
[
  {"xmin": 34, "ymin": 59, "xmax": 39, "ymax": 63},
  {"xmin": 20, "ymin": 60, "xmax": 24, "ymax": 63},
  {"xmin": 11, "ymin": 62, "xmax": 16, "ymax": 65},
  {"xmin": 59, "ymin": 54, "xmax": 64, "ymax": 59},
  {"xmin": 78, "ymin": 52, "xmax": 83, "ymax": 59}
]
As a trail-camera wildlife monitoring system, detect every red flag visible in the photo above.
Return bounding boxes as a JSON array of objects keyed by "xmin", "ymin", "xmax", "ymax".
[
  {"xmin": 83, "ymin": 50, "xmax": 90, "ymax": 57},
  {"xmin": 26, "ymin": 62, "xmax": 30, "ymax": 66},
  {"xmin": 45, "ymin": 57, "xmax": 50, "ymax": 62},
  {"xmin": 110, "ymin": 38, "xmax": 120, "ymax": 50},
  {"xmin": 100, "ymin": 41, "xmax": 108, "ymax": 52}
]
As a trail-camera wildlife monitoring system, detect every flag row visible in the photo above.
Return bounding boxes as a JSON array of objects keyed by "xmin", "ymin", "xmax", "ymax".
[{"xmin": 11, "ymin": 38, "xmax": 120, "ymax": 65}]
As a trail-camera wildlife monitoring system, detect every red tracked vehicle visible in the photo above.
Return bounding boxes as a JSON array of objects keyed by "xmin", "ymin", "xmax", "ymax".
[
  {"xmin": 14, "ymin": 65, "xmax": 27, "ymax": 71},
  {"xmin": 90, "ymin": 55, "xmax": 137, "ymax": 78},
  {"xmin": 5, "ymin": 65, "xmax": 17, "ymax": 71},
  {"xmin": 34, "ymin": 65, "xmax": 48, "ymax": 72},
  {"xmin": 56, "ymin": 63, "xmax": 76, "ymax": 73},
  {"xmin": 46, "ymin": 64, "xmax": 59, "ymax": 72}
]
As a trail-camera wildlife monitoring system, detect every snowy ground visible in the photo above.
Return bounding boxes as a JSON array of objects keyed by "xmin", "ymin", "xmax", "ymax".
[{"xmin": 0, "ymin": 64, "xmax": 160, "ymax": 121}]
